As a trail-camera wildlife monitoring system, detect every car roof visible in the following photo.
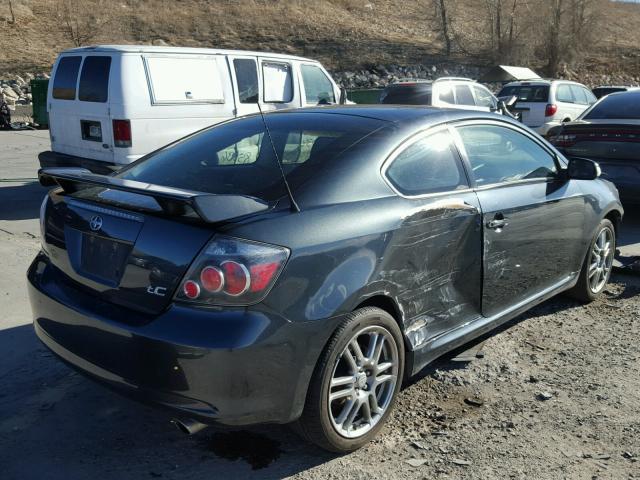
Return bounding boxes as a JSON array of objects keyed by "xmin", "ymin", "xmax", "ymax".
[
  {"xmin": 58, "ymin": 45, "xmax": 318, "ymax": 63},
  {"xmin": 273, "ymin": 105, "xmax": 506, "ymax": 125},
  {"xmin": 503, "ymin": 79, "xmax": 585, "ymax": 87}
]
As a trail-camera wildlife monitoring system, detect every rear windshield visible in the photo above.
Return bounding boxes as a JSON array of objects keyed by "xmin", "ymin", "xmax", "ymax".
[
  {"xmin": 583, "ymin": 94, "xmax": 640, "ymax": 120},
  {"xmin": 78, "ymin": 56, "xmax": 111, "ymax": 103},
  {"xmin": 52, "ymin": 56, "xmax": 82, "ymax": 100},
  {"xmin": 380, "ymin": 85, "xmax": 432, "ymax": 105},
  {"xmin": 592, "ymin": 87, "xmax": 626, "ymax": 99},
  {"xmin": 117, "ymin": 113, "xmax": 384, "ymax": 201},
  {"xmin": 498, "ymin": 85, "xmax": 549, "ymax": 102}
]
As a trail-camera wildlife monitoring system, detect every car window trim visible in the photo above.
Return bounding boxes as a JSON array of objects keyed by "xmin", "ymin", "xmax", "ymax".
[
  {"xmin": 380, "ymin": 125, "xmax": 473, "ymax": 199},
  {"xmin": 448, "ymin": 118, "xmax": 566, "ymax": 189}
]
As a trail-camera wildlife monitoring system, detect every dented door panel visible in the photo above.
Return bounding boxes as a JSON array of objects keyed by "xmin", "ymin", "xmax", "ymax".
[{"xmin": 377, "ymin": 193, "xmax": 483, "ymax": 349}]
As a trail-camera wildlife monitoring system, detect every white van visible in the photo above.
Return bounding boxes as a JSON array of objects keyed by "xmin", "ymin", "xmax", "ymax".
[
  {"xmin": 497, "ymin": 79, "xmax": 597, "ymax": 136},
  {"xmin": 39, "ymin": 45, "xmax": 344, "ymax": 173}
]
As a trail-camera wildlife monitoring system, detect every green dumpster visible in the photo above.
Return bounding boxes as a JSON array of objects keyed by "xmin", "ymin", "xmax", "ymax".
[
  {"xmin": 31, "ymin": 78, "xmax": 49, "ymax": 127},
  {"xmin": 347, "ymin": 88, "xmax": 383, "ymax": 104}
]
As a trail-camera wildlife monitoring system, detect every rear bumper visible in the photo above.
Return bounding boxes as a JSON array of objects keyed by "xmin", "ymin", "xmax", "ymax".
[
  {"xmin": 27, "ymin": 253, "xmax": 333, "ymax": 426},
  {"xmin": 38, "ymin": 151, "xmax": 121, "ymax": 175}
]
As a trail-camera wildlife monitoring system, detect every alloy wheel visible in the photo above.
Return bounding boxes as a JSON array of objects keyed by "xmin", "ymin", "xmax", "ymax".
[
  {"xmin": 589, "ymin": 226, "xmax": 614, "ymax": 294},
  {"xmin": 328, "ymin": 325, "xmax": 399, "ymax": 439}
]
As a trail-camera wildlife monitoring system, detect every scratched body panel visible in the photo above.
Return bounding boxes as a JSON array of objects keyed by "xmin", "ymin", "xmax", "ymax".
[{"xmin": 378, "ymin": 194, "xmax": 482, "ymax": 348}]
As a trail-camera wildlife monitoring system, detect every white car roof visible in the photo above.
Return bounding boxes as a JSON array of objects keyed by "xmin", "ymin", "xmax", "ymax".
[
  {"xmin": 59, "ymin": 45, "xmax": 319, "ymax": 63},
  {"xmin": 503, "ymin": 79, "xmax": 587, "ymax": 87}
]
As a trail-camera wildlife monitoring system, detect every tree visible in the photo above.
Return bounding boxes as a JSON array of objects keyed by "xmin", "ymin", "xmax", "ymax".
[
  {"xmin": 56, "ymin": 0, "xmax": 106, "ymax": 47},
  {"xmin": 7, "ymin": 0, "xmax": 15, "ymax": 24},
  {"xmin": 485, "ymin": 0, "xmax": 521, "ymax": 63},
  {"xmin": 433, "ymin": 0, "xmax": 453, "ymax": 56}
]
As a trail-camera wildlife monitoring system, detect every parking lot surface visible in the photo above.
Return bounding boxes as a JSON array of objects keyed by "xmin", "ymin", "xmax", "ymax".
[{"xmin": 1, "ymin": 130, "xmax": 639, "ymax": 479}]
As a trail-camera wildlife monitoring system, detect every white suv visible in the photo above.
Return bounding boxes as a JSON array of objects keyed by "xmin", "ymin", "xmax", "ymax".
[
  {"xmin": 498, "ymin": 80, "xmax": 597, "ymax": 136},
  {"xmin": 380, "ymin": 77, "xmax": 502, "ymax": 113}
]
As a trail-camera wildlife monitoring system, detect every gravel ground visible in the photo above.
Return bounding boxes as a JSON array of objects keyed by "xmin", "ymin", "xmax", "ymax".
[{"xmin": 0, "ymin": 131, "xmax": 638, "ymax": 479}]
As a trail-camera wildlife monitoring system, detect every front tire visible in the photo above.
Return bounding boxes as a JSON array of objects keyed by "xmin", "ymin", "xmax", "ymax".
[
  {"xmin": 569, "ymin": 219, "xmax": 615, "ymax": 302},
  {"xmin": 295, "ymin": 307, "xmax": 405, "ymax": 452}
]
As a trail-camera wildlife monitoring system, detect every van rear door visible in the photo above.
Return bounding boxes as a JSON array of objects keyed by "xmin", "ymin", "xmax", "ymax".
[
  {"xmin": 49, "ymin": 54, "xmax": 114, "ymax": 163},
  {"xmin": 498, "ymin": 84, "xmax": 549, "ymax": 128}
]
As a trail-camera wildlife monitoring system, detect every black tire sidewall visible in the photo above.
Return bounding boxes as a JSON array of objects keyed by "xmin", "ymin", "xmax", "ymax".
[{"xmin": 307, "ymin": 308, "xmax": 405, "ymax": 452}]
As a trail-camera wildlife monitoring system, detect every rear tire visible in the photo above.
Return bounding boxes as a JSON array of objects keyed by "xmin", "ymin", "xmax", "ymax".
[
  {"xmin": 568, "ymin": 219, "xmax": 615, "ymax": 302},
  {"xmin": 295, "ymin": 307, "xmax": 404, "ymax": 452}
]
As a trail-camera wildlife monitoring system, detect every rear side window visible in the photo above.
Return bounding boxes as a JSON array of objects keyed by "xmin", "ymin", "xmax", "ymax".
[
  {"xmin": 570, "ymin": 85, "xmax": 588, "ymax": 105},
  {"xmin": 454, "ymin": 85, "xmax": 475, "ymax": 106},
  {"xmin": 52, "ymin": 56, "xmax": 82, "ymax": 100},
  {"xmin": 301, "ymin": 64, "xmax": 335, "ymax": 104},
  {"xmin": 262, "ymin": 62, "xmax": 293, "ymax": 103},
  {"xmin": 145, "ymin": 56, "xmax": 224, "ymax": 104},
  {"xmin": 78, "ymin": 56, "xmax": 111, "ymax": 103},
  {"xmin": 497, "ymin": 85, "xmax": 549, "ymax": 102},
  {"xmin": 385, "ymin": 130, "xmax": 468, "ymax": 196},
  {"xmin": 556, "ymin": 84, "xmax": 574, "ymax": 103},
  {"xmin": 457, "ymin": 124, "xmax": 557, "ymax": 186},
  {"xmin": 233, "ymin": 59, "xmax": 259, "ymax": 103}
]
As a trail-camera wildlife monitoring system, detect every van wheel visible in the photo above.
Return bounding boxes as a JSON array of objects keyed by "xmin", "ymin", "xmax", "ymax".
[
  {"xmin": 568, "ymin": 219, "xmax": 615, "ymax": 302},
  {"xmin": 295, "ymin": 307, "xmax": 404, "ymax": 452}
]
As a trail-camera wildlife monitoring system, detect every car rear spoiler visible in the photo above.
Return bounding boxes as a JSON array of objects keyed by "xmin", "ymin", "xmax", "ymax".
[{"xmin": 38, "ymin": 168, "xmax": 270, "ymax": 223}]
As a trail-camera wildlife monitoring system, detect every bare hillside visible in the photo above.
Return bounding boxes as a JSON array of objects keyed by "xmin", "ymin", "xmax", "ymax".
[{"xmin": 1, "ymin": 0, "xmax": 639, "ymax": 77}]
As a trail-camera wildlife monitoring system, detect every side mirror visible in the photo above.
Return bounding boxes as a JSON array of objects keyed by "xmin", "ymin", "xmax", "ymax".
[
  {"xmin": 339, "ymin": 87, "xmax": 348, "ymax": 105},
  {"xmin": 567, "ymin": 157, "xmax": 601, "ymax": 180}
]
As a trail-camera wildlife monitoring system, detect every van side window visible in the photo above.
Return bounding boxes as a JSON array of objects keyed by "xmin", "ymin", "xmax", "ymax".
[
  {"xmin": 262, "ymin": 62, "xmax": 293, "ymax": 103},
  {"xmin": 145, "ymin": 56, "xmax": 224, "ymax": 104},
  {"xmin": 556, "ymin": 84, "xmax": 574, "ymax": 103},
  {"xmin": 52, "ymin": 56, "xmax": 82, "ymax": 100},
  {"xmin": 300, "ymin": 65, "xmax": 335, "ymax": 104},
  {"xmin": 233, "ymin": 59, "xmax": 259, "ymax": 103},
  {"xmin": 78, "ymin": 56, "xmax": 111, "ymax": 103},
  {"xmin": 385, "ymin": 130, "xmax": 468, "ymax": 196},
  {"xmin": 569, "ymin": 85, "xmax": 588, "ymax": 105},
  {"xmin": 438, "ymin": 84, "xmax": 455, "ymax": 104},
  {"xmin": 454, "ymin": 85, "xmax": 475, "ymax": 106}
]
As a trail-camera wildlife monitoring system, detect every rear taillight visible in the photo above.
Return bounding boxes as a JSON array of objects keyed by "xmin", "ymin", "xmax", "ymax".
[
  {"xmin": 112, "ymin": 119, "xmax": 132, "ymax": 147},
  {"xmin": 175, "ymin": 236, "xmax": 289, "ymax": 306},
  {"xmin": 545, "ymin": 104, "xmax": 558, "ymax": 117}
]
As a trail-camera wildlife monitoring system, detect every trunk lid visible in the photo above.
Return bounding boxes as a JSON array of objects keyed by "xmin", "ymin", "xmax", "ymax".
[
  {"xmin": 557, "ymin": 121, "xmax": 640, "ymax": 187},
  {"xmin": 39, "ymin": 168, "xmax": 271, "ymax": 317},
  {"xmin": 43, "ymin": 192, "xmax": 214, "ymax": 316}
]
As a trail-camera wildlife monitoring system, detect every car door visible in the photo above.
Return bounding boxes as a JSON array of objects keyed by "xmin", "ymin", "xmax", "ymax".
[
  {"xmin": 298, "ymin": 63, "xmax": 337, "ymax": 105},
  {"xmin": 382, "ymin": 127, "xmax": 482, "ymax": 344},
  {"xmin": 49, "ymin": 54, "xmax": 114, "ymax": 162},
  {"xmin": 228, "ymin": 55, "xmax": 261, "ymax": 117},
  {"xmin": 453, "ymin": 121, "xmax": 587, "ymax": 317},
  {"xmin": 258, "ymin": 58, "xmax": 299, "ymax": 112}
]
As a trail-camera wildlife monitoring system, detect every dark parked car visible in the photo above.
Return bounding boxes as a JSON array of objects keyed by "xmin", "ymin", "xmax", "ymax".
[
  {"xmin": 548, "ymin": 90, "xmax": 640, "ymax": 204},
  {"xmin": 29, "ymin": 106, "xmax": 623, "ymax": 452},
  {"xmin": 591, "ymin": 85, "xmax": 639, "ymax": 99}
]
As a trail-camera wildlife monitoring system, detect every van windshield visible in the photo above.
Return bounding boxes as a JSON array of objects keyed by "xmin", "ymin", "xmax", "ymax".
[{"xmin": 117, "ymin": 113, "xmax": 384, "ymax": 202}]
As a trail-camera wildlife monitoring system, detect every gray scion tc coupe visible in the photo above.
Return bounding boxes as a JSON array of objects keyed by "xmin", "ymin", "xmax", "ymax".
[{"xmin": 30, "ymin": 106, "xmax": 623, "ymax": 452}]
